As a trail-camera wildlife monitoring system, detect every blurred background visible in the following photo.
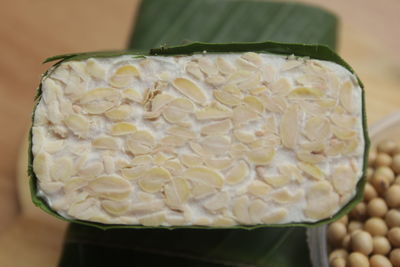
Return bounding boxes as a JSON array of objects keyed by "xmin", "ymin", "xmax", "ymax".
[{"xmin": 0, "ymin": 0, "xmax": 399, "ymax": 266}]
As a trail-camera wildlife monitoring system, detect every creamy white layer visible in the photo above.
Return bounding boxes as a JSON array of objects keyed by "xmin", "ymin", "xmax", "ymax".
[{"xmin": 31, "ymin": 52, "xmax": 365, "ymax": 226}]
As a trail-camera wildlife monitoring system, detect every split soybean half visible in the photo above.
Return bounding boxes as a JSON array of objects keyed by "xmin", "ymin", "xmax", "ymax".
[{"xmin": 29, "ymin": 42, "xmax": 369, "ymax": 229}]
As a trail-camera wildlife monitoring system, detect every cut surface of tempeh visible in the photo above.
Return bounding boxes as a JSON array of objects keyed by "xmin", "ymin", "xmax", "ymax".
[{"xmin": 31, "ymin": 51, "xmax": 365, "ymax": 226}]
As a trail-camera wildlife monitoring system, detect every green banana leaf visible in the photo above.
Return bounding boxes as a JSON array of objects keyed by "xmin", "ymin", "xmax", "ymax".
[
  {"xmin": 129, "ymin": 0, "xmax": 337, "ymax": 50},
  {"xmin": 29, "ymin": 0, "xmax": 365, "ymax": 266},
  {"xmin": 59, "ymin": 224, "xmax": 311, "ymax": 267}
]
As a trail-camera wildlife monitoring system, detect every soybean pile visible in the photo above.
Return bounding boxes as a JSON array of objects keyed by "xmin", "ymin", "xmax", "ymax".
[{"xmin": 328, "ymin": 140, "xmax": 400, "ymax": 267}]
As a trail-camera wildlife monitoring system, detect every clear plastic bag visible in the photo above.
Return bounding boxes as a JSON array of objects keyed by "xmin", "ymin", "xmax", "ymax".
[{"xmin": 307, "ymin": 111, "xmax": 400, "ymax": 266}]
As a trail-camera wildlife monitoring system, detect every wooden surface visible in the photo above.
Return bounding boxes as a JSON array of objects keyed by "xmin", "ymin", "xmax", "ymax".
[{"xmin": 0, "ymin": 0, "xmax": 399, "ymax": 266}]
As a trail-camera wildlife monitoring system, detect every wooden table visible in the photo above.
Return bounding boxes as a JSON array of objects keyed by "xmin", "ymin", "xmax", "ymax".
[{"xmin": 0, "ymin": 0, "xmax": 399, "ymax": 266}]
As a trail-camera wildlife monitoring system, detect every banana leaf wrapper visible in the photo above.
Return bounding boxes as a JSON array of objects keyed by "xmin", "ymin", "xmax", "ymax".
[
  {"xmin": 49, "ymin": 1, "xmax": 360, "ymax": 266},
  {"xmin": 29, "ymin": 41, "xmax": 369, "ymax": 230}
]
